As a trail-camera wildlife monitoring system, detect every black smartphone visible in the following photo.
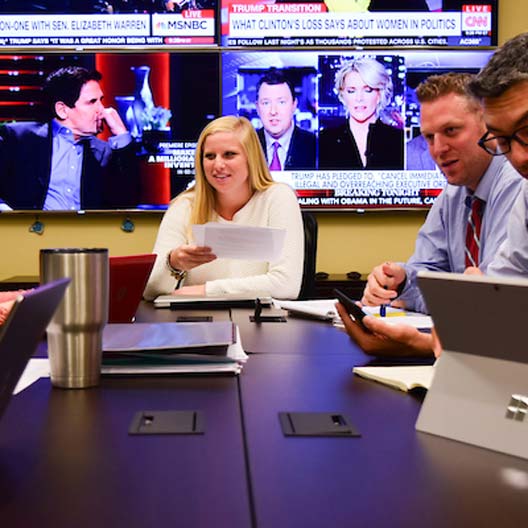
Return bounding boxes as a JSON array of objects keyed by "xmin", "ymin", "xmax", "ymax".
[{"xmin": 333, "ymin": 289, "xmax": 369, "ymax": 331}]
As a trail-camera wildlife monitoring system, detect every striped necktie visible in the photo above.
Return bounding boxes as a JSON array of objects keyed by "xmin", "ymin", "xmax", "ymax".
[
  {"xmin": 465, "ymin": 196, "xmax": 484, "ymax": 268},
  {"xmin": 269, "ymin": 141, "xmax": 282, "ymax": 171}
]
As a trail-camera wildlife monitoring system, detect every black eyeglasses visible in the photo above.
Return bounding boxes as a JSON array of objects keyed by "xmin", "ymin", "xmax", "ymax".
[{"xmin": 478, "ymin": 125, "xmax": 528, "ymax": 156}]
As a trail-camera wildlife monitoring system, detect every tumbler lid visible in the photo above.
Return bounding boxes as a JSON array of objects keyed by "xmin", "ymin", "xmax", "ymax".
[{"xmin": 40, "ymin": 248, "xmax": 108, "ymax": 254}]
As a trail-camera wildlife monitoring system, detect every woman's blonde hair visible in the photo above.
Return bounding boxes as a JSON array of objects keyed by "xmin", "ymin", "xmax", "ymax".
[
  {"xmin": 334, "ymin": 56, "xmax": 393, "ymax": 119},
  {"xmin": 182, "ymin": 115, "xmax": 275, "ymax": 226}
]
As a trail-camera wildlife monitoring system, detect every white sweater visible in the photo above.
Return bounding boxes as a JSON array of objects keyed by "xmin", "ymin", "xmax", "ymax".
[{"xmin": 144, "ymin": 183, "xmax": 304, "ymax": 300}]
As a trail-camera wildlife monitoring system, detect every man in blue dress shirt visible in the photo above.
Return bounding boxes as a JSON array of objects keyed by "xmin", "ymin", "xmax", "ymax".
[
  {"xmin": 336, "ymin": 71, "xmax": 523, "ymax": 356},
  {"xmin": 0, "ymin": 66, "xmax": 140, "ymax": 210},
  {"xmin": 360, "ymin": 72, "xmax": 522, "ymax": 315}
]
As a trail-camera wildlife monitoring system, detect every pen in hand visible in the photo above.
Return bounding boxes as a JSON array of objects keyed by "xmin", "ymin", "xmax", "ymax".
[{"xmin": 380, "ymin": 283, "xmax": 388, "ymax": 317}]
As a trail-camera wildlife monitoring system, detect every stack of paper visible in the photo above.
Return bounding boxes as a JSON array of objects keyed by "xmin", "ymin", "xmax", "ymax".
[
  {"xmin": 101, "ymin": 321, "xmax": 248, "ymax": 375},
  {"xmin": 273, "ymin": 298, "xmax": 433, "ymax": 331},
  {"xmin": 361, "ymin": 306, "xmax": 433, "ymax": 331}
]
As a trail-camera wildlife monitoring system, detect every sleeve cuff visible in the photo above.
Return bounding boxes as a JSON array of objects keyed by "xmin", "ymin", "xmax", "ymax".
[{"xmin": 108, "ymin": 132, "xmax": 132, "ymax": 150}]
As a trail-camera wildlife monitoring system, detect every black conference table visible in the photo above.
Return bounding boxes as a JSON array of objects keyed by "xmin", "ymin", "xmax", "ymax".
[
  {"xmin": 0, "ymin": 375, "xmax": 251, "ymax": 527},
  {"xmin": 0, "ymin": 301, "xmax": 527, "ymax": 527},
  {"xmin": 240, "ymin": 353, "xmax": 528, "ymax": 528}
]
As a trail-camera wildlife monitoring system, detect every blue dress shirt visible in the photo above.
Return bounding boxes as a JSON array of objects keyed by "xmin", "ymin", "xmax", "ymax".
[
  {"xmin": 487, "ymin": 180, "xmax": 528, "ymax": 277},
  {"xmin": 44, "ymin": 120, "xmax": 132, "ymax": 210},
  {"xmin": 398, "ymin": 156, "xmax": 523, "ymax": 313}
]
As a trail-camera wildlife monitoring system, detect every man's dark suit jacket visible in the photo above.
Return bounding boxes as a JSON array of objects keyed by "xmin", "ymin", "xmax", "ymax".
[
  {"xmin": 0, "ymin": 121, "xmax": 140, "ymax": 210},
  {"xmin": 258, "ymin": 126, "xmax": 316, "ymax": 170}
]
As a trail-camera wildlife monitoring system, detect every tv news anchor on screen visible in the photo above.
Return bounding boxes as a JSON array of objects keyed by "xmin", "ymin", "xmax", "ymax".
[
  {"xmin": 143, "ymin": 115, "xmax": 304, "ymax": 300},
  {"xmin": 255, "ymin": 68, "xmax": 316, "ymax": 171},
  {"xmin": 318, "ymin": 56, "xmax": 404, "ymax": 170},
  {"xmin": 0, "ymin": 66, "xmax": 140, "ymax": 211}
]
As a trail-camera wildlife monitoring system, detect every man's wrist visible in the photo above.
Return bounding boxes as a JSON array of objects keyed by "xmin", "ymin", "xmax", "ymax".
[
  {"xmin": 396, "ymin": 276, "xmax": 407, "ymax": 296},
  {"xmin": 108, "ymin": 132, "xmax": 132, "ymax": 150}
]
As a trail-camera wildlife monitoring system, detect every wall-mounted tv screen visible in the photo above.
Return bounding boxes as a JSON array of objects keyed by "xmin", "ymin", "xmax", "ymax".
[
  {"xmin": 0, "ymin": 51, "xmax": 219, "ymax": 211},
  {"xmin": 221, "ymin": 0, "xmax": 498, "ymax": 47},
  {"xmin": 222, "ymin": 48, "xmax": 493, "ymax": 210},
  {"xmin": 0, "ymin": 1, "xmax": 217, "ymax": 48}
]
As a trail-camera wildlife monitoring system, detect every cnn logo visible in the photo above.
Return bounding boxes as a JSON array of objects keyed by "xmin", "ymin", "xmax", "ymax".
[{"xmin": 462, "ymin": 13, "xmax": 491, "ymax": 31}]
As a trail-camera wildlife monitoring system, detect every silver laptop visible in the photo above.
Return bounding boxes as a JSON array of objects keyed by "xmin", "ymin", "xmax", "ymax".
[
  {"xmin": 0, "ymin": 278, "xmax": 69, "ymax": 422},
  {"xmin": 416, "ymin": 270, "xmax": 528, "ymax": 460}
]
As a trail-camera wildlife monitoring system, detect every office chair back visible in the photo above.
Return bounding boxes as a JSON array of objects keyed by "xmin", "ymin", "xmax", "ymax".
[{"xmin": 298, "ymin": 211, "xmax": 318, "ymax": 300}]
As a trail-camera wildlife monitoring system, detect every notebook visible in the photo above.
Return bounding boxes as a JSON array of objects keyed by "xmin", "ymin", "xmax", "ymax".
[
  {"xmin": 109, "ymin": 254, "xmax": 156, "ymax": 323},
  {"xmin": 353, "ymin": 365, "xmax": 435, "ymax": 393},
  {"xmin": 0, "ymin": 278, "xmax": 69, "ymax": 422},
  {"xmin": 103, "ymin": 321, "xmax": 236, "ymax": 356},
  {"xmin": 154, "ymin": 294, "xmax": 271, "ymax": 310},
  {"xmin": 416, "ymin": 270, "xmax": 528, "ymax": 460},
  {"xmin": 101, "ymin": 323, "xmax": 247, "ymax": 375}
]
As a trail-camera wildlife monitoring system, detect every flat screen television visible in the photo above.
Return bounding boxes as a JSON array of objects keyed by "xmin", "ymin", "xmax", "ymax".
[
  {"xmin": 0, "ymin": 47, "xmax": 494, "ymax": 213},
  {"xmin": 0, "ymin": 50, "xmax": 219, "ymax": 211},
  {"xmin": 222, "ymin": 48, "xmax": 493, "ymax": 210},
  {"xmin": 221, "ymin": 0, "xmax": 498, "ymax": 48},
  {"xmin": 0, "ymin": 1, "xmax": 217, "ymax": 47}
]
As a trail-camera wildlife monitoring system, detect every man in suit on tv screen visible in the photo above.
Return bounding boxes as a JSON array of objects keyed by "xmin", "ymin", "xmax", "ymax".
[
  {"xmin": 0, "ymin": 66, "xmax": 140, "ymax": 211},
  {"xmin": 255, "ymin": 68, "xmax": 316, "ymax": 171}
]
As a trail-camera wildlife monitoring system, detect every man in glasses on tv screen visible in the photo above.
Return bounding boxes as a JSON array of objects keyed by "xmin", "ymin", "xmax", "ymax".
[{"xmin": 0, "ymin": 66, "xmax": 140, "ymax": 211}]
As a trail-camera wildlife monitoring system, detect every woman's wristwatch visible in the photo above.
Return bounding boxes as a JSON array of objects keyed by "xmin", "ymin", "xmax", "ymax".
[{"xmin": 166, "ymin": 251, "xmax": 187, "ymax": 289}]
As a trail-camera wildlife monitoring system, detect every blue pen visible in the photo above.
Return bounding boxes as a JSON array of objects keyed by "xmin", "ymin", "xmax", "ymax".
[{"xmin": 380, "ymin": 283, "xmax": 388, "ymax": 317}]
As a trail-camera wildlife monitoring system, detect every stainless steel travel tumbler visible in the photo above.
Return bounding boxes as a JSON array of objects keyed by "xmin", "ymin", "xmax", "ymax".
[{"xmin": 40, "ymin": 248, "xmax": 109, "ymax": 389}]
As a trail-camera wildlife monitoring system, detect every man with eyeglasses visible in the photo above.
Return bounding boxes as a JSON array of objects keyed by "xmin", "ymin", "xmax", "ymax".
[{"xmin": 468, "ymin": 32, "xmax": 528, "ymax": 277}]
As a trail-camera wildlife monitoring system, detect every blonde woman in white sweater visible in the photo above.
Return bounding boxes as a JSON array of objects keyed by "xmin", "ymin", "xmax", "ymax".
[{"xmin": 144, "ymin": 116, "xmax": 304, "ymax": 300}]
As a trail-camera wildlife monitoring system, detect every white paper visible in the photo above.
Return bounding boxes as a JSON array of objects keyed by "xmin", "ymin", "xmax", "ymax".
[
  {"xmin": 14, "ymin": 358, "xmax": 50, "ymax": 394},
  {"xmin": 192, "ymin": 222, "xmax": 286, "ymax": 261},
  {"xmin": 101, "ymin": 362, "xmax": 243, "ymax": 375},
  {"xmin": 274, "ymin": 299, "xmax": 433, "ymax": 331},
  {"xmin": 273, "ymin": 299, "xmax": 338, "ymax": 321},
  {"xmin": 362, "ymin": 306, "xmax": 433, "ymax": 330}
]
